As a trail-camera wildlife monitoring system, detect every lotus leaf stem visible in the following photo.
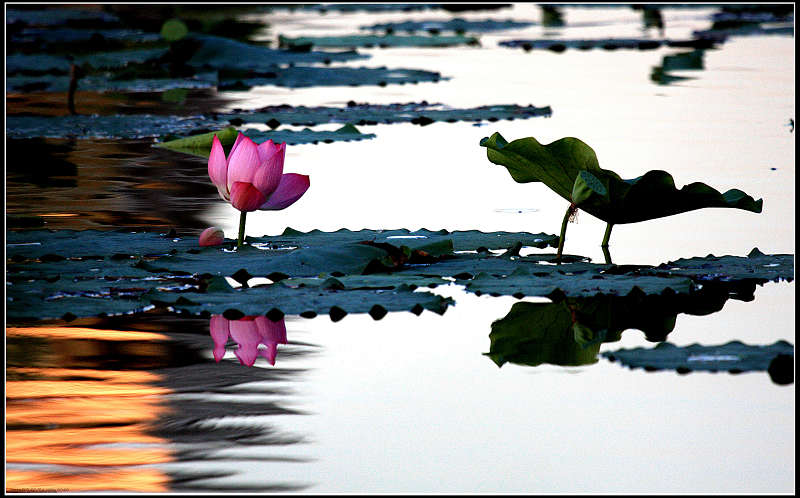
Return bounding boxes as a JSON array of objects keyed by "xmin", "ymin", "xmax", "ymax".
[
  {"xmin": 601, "ymin": 223, "xmax": 613, "ymax": 247},
  {"xmin": 601, "ymin": 223, "xmax": 613, "ymax": 264},
  {"xmin": 237, "ymin": 211, "xmax": 247, "ymax": 249},
  {"xmin": 556, "ymin": 203, "xmax": 575, "ymax": 262}
]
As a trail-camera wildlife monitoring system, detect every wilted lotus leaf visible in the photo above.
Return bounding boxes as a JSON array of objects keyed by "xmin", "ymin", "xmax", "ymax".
[
  {"xmin": 481, "ymin": 132, "xmax": 763, "ymax": 259},
  {"xmin": 481, "ymin": 132, "xmax": 763, "ymax": 225}
]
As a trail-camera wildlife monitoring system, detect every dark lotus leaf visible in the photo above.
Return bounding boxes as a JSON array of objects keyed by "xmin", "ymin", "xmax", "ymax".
[
  {"xmin": 480, "ymin": 132, "xmax": 763, "ymax": 225},
  {"xmin": 465, "ymin": 266, "xmax": 695, "ymax": 298},
  {"xmin": 8, "ymin": 27, "xmax": 161, "ymax": 48},
  {"xmin": 183, "ymin": 33, "xmax": 368, "ymax": 70},
  {"xmin": 274, "ymin": 274, "xmax": 449, "ymax": 291},
  {"xmin": 6, "ymin": 7, "xmax": 121, "ymax": 27},
  {"xmin": 6, "ymin": 229, "xmax": 200, "ymax": 260},
  {"xmin": 266, "ymin": 227, "xmax": 559, "ymax": 252},
  {"xmin": 652, "ymin": 248, "xmax": 794, "ymax": 283},
  {"xmin": 363, "ymin": 18, "xmax": 533, "ymax": 33},
  {"xmin": 602, "ymin": 340, "xmax": 794, "ymax": 375},
  {"xmin": 7, "ymin": 48, "xmax": 169, "ymax": 75},
  {"xmin": 277, "ymin": 33, "xmax": 479, "ymax": 49},
  {"xmin": 266, "ymin": 4, "xmax": 440, "ymax": 13},
  {"xmin": 218, "ymin": 65, "xmax": 445, "ymax": 90},
  {"xmin": 498, "ymin": 37, "xmax": 722, "ymax": 52},
  {"xmin": 222, "ymin": 102, "xmax": 552, "ymax": 127},
  {"xmin": 6, "ymin": 71, "xmax": 218, "ymax": 94},
  {"xmin": 154, "ymin": 125, "xmax": 375, "ymax": 157},
  {"xmin": 7, "ymin": 274, "xmax": 454, "ymax": 321},
  {"xmin": 6, "ymin": 114, "xmax": 213, "ymax": 140}
]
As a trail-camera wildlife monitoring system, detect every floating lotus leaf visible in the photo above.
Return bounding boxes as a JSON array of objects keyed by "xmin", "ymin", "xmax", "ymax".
[
  {"xmin": 278, "ymin": 33, "xmax": 479, "ymax": 49},
  {"xmin": 270, "ymin": 227, "xmax": 559, "ymax": 252},
  {"xmin": 602, "ymin": 341, "xmax": 794, "ymax": 379},
  {"xmin": 6, "ymin": 7, "xmax": 121, "ymax": 27},
  {"xmin": 218, "ymin": 65, "xmax": 445, "ymax": 90},
  {"xmin": 6, "ymin": 114, "xmax": 214, "ymax": 140},
  {"xmin": 363, "ymin": 18, "xmax": 533, "ymax": 33},
  {"xmin": 8, "ymin": 27, "xmax": 162, "ymax": 52},
  {"xmin": 154, "ymin": 125, "xmax": 375, "ymax": 157},
  {"xmin": 6, "ymin": 71, "xmax": 218, "ymax": 94},
  {"xmin": 652, "ymin": 248, "xmax": 794, "ymax": 283},
  {"xmin": 498, "ymin": 37, "xmax": 720, "ymax": 52},
  {"xmin": 465, "ymin": 266, "xmax": 695, "ymax": 298},
  {"xmin": 7, "ymin": 229, "xmax": 794, "ymax": 321},
  {"xmin": 7, "ymin": 49, "xmax": 169, "ymax": 74},
  {"xmin": 181, "ymin": 34, "xmax": 368, "ymax": 70},
  {"xmin": 222, "ymin": 102, "xmax": 552, "ymax": 128},
  {"xmin": 480, "ymin": 132, "xmax": 763, "ymax": 225},
  {"xmin": 7, "ymin": 274, "xmax": 453, "ymax": 321}
]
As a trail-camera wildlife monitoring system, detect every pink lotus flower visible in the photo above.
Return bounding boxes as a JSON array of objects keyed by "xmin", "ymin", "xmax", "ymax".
[
  {"xmin": 208, "ymin": 133, "xmax": 310, "ymax": 213},
  {"xmin": 208, "ymin": 132, "xmax": 309, "ymax": 248},
  {"xmin": 199, "ymin": 227, "xmax": 224, "ymax": 246},
  {"xmin": 209, "ymin": 314, "xmax": 288, "ymax": 367}
]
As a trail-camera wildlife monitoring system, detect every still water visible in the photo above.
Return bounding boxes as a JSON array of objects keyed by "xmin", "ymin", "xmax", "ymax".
[{"xmin": 6, "ymin": 4, "xmax": 795, "ymax": 493}]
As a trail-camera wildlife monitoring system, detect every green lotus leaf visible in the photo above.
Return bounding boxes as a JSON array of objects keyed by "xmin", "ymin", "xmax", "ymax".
[{"xmin": 480, "ymin": 132, "xmax": 763, "ymax": 225}]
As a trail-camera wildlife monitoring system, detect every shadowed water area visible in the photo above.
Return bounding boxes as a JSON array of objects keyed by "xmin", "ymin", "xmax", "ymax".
[{"xmin": 5, "ymin": 3, "xmax": 795, "ymax": 493}]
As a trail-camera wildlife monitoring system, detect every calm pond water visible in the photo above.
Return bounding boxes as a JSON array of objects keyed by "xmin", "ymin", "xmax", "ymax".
[{"xmin": 6, "ymin": 4, "xmax": 795, "ymax": 493}]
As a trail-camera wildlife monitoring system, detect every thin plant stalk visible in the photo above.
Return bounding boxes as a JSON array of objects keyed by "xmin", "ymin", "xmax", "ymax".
[
  {"xmin": 556, "ymin": 203, "xmax": 575, "ymax": 262},
  {"xmin": 601, "ymin": 223, "xmax": 613, "ymax": 247},
  {"xmin": 601, "ymin": 223, "xmax": 613, "ymax": 264},
  {"xmin": 237, "ymin": 211, "xmax": 247, "ymax": 249}
]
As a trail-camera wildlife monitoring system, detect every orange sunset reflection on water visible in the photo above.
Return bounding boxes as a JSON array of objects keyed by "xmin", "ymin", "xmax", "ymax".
[{"xmin": 6, "ymin": 327, "xmax": 175, "ymax": 492}]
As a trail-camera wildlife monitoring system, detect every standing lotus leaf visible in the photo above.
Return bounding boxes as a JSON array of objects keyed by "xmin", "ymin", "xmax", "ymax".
[{"xmin": 480, "ymin": 132, "xmax": 763, "ymax": 262}]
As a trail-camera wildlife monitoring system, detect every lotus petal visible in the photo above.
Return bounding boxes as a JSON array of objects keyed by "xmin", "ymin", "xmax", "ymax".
[
  {"xmin": 231, "ymin": 181, "xmax": 267, "ymax": 212},
  {"xmin": 208, "ymin": 135, "xmax": 230, "ymax": 200},
  {"xmin": 260, "ymin": 174, "xmax": 310, "ymax": 211},
  {"xmin": 226, "ymin": 134, "xmax": 261, "ymax": 192}
]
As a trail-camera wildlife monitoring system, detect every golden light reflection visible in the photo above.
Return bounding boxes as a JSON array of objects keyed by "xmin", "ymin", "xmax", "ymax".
[
  {"xmin": 7, "ymin": 327, "xmax": 169, "ymax": 342},
  {"xmin": 6, "ymin": 326, "xmax": 176, "ymax": 493},
  {"xmin": 6, "ymin": 469, "xmax": 169, "ymax": 493}
]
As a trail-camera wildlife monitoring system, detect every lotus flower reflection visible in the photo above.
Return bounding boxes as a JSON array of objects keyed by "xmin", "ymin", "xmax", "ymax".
[
  {"xmin": 208, "ymin": 132, "xmax": 310, "ymax": 248},
  {"xmin": 209, "ymin": 315, "xmax": 288, "ymax": 367}
]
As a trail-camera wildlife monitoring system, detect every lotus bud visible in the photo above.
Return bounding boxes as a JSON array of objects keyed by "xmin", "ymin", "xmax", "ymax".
[{"xmin": 199, "ymin": 227, "xmax": 225, "ymax": 246}]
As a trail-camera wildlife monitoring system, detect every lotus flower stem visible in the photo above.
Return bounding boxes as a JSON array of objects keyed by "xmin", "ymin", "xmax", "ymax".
[
  {"xmin": 237, "ymin": 211, "xmax": 247, "ymax": 249},
  {"xmin": 556, "ymin": 203, "xmax": 575, "ymax": 262}
]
